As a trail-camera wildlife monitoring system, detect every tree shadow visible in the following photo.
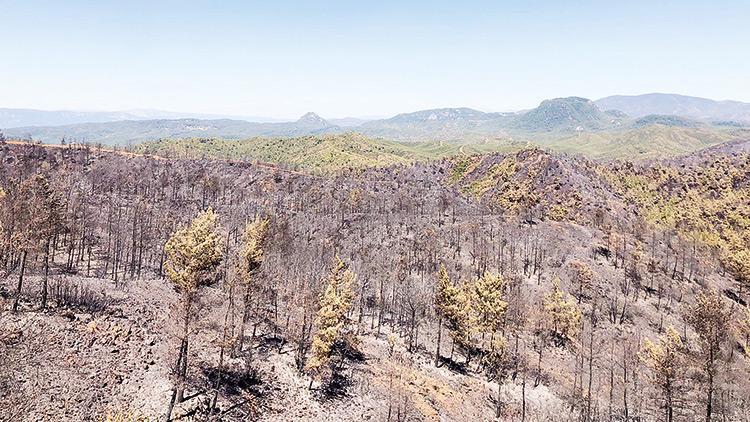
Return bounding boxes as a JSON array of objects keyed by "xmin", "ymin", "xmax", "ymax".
[
  {"xmin": 254, "ymin": 334, "xmax": 285, "ymax": 356},
  {"xmin": 724, "ymin": 288, "xmax": 747, "ymax": 306},
  {"xmin": 338, "ymin": 339, "xmax": 366, "ymax": 363},
  {"xmin": 311, "ymin": 371, "xmax": 354, "ymax": 401},
  {"xmin": 437, "ymin": 355, "xmax": 468, "ymax": 374},
  {"xmin": 201, "ymin": 366, "xmax": 266, "ymax": 398},
  {"xmin": 314, "ymin": 341, "xmax": 367, "ymax": 401}
]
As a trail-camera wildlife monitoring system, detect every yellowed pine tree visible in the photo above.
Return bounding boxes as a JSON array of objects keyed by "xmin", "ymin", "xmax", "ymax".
[
  {"xmin": 685, "ymin": 290, "xmax": 731, "ymax": 422},
  {"xmin": 542, "ymin": 278, "xmax": 582, "ymax": 344},
  {"xmin": 473, "ymin": 271, "xmax": 511, "ymax": 418},
  {"xmin": 723, "ymin": 247, "xmax": 750, "ymax": 294},
  {"xmin": 306, "ymin": 257, "xmax": 357, "ymax": 388},
  {"xmin": 433, "ymin": 265, "xmax": 481, "ymax": 364},
  {"xmin": 446, "ymin": 281, "xmax": 478, "ymax": 363},
  {"xmin": 569, "ymin": 260, "xmax": 594, "ymax": 304},
  {"xmin": 236, "ymin": 217, "xmax": 269, "ymax": 352},
  {"xmin": 473, "ymin": 271, "xmax": 508, "ymax": 341},
  {"xmin": 640, "ymin": 326, "xmax": 683, "ymax": 422},
  {"xmin": 164, "ymin": 208, "xmax": 223, "ymax": 418},
  {"xmin": 434, "ymin": 264, "xmax": 459, "ymax": 366},
  {"xmin": 480, "ymin": 336, "xmax": 511, "ymax": 417},
  {"xmin": 212, "ymin": 216, "xmax": 269, "ymax": 412}
]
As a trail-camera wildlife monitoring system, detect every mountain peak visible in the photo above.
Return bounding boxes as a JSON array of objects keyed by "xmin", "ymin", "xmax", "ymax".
[
  {"xmin": 297, "ymin": 112, "xmax": 328, "ymax": 125},
  {"xmin": 539, "ymin": 96, "xmax": 594, "ymax": 107},
  {"xmin": 384, "ymin": 107, "xmax": 496, "ymax": 124},
  {"xmin": 512, "ymin": 96, "xmax": 609, "ymax": 132}
]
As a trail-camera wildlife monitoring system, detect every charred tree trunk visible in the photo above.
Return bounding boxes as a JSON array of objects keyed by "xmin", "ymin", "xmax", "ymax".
[
  {"xmin": 12, "ymin": 250, "xmax": 28, "ymax": 312},
  {"xmin": 435, "ymin": 315, "xmax": 442, "ymax": 366},
  {"xmin": 41, "ymin": 238, "xmax": 51, "ymax": 308}
]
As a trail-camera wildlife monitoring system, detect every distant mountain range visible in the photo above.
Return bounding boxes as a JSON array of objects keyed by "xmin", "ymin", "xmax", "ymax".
[
  {"xmin": 357, "ymin": 108, "xmax": 516, "ymax": 141},
  {"xmin": 595, "ymin": 93, "xmax": 750, "ymax": 123},
  {"xmin": 0, "ymin": 108, "xmax": 285, "ymax": 128},
  {"xmin": 356, "ymin": 98, "xmax": 626, "ymax": 140},
  {"xmin": 3, "ymin": 113, "xmax": 338, "ymax": 145},
  {"xmin": 2, "ymin": 93, "xmax": 748, "ymax": 144}
]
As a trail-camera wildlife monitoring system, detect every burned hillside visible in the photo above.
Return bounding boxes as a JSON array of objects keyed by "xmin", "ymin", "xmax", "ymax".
[{"xmin": 1, "ymin": 141, "xmax": 749, "ymax": 421}]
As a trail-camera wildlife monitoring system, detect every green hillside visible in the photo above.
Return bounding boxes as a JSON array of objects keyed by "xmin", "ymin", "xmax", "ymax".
[
  {"xmin": 540, "ymin": 125, "xmax": 741, "ymax": 160},
  {"xmin": 135, "ymin": 133, "xmax": 523, "ymax": 172},
  {"xmin": 133, "ymin": 126, "xmax": 745, "ymax": 172},
  {"xmin": 632, "ymin": 114, "xmax": 702, "ymax": 128},
  {"xmin": 510, "ymin": 97, "xmax": 615, "ymax": 132}
]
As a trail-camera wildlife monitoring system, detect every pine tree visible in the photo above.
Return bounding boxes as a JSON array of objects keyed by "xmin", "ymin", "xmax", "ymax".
[
  {"xmin": 236, "ymin": 217, "xmax": 269, "ymax": 352},
  {"xmin": 473, "ymin": 271, "xmax": 511, "ymax": 418},
  {"xmin": 569, "ymin": 260, "xmax": 593, "ymax": 304},
  {"xmin": 441, "ymin": 280, "xmax": 477, "ymax": 364},
  {"xmin": 212, "ymin": 216, "xmax": 268, "ymax": 413},
  {"xmin": 723, "ymin": 248, "xmax": 750, "ymax": 293},
  {"xmin": 473, "ymin": 271, "xmax": 508, "ymax": 336},
  {"xmin": 685, "ymin": 290, "xmax": 731, "ymax": 422},
  {"xmin": 33, "ymin": 176, "xmax": 63, "ymax": 309},
  {"xmin": 542, "ymin": 278, "xmax": 581, "ymax": 344},
  {"xmin": 239, "ymin": 217, "xmax": 269, "ymax": 276},
  {"xmin": 164, "ymin": 208, "xmax": 223, "ymax": 419},
  {"xmin": 641, "ymin": 326, "xmax": 683, "ymax": 422},
  {"xmin": 8, "ymin": 175, "xmax": 63, "ymax": 311},
  {"xmin": 306, "ymin": 257, "xmax": 357, "ymax": 387},
  {"xmin": 483, "ymin": 336, "xmax": 511, "ymax": 418},
  {"xmin": 434, "ymin": 264, "xmax": 459, "ymax": 366}
]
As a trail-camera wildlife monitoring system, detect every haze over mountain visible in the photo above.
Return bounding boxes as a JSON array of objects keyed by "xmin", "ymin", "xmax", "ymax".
[
  {"xmin": 357, "ymin": 107, "xmax": 515, "ymax": 141},
  {"xmin": 3, "ymin": 94, "xmax": 749, "ymax": 145},
  {"xmin": 3, "ymin": 113, "xmax": 338, "ymax": 145},
  {"xmin": 595, "ymin": 93, "xmax": 750, "ymax": 123},
  {"xmin": 0, "ymin": 108, "xmax": 285, "ymax": 128},
  {"xmin": 327, "ymin": 117, "xmax": 373, "ymax": 127}
]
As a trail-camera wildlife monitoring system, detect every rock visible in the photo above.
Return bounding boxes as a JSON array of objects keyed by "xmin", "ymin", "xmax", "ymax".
[
  {"xmin": 172, "ymin": 395, "xmax": 207, "ymax": 419},
  {"xmin": 74, "ymin": 313, "xmax": 92, "ymax": 322}
]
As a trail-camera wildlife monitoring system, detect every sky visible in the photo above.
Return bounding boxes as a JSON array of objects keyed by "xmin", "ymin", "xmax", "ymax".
[{"xmin": 1, "ymin": 0, "xmax": 749, "ymax": 119}]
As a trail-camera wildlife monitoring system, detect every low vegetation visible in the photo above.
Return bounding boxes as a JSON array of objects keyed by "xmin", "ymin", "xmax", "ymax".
[{"xmin": 131, "ymin": 125, "xmax": 747, "ymax": 174}]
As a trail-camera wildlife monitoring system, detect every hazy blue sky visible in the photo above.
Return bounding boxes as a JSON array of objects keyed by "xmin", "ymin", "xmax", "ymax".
[{"xmin": 1, "ymin": 0, "xmax": 748, "ymax": 118}]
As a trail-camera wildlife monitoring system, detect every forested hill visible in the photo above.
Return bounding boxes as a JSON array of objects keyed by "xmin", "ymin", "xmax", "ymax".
[
  {"xmin": 1, "ymin": 141, "xmax": 749, "ymax": 420},
  {"xmin": 132, "ymin": 126, "xmax": 743, "ymax": 171},
  {"xmin": 133, "ymin": 133, "xmax": 527, "ymax": 172}
]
